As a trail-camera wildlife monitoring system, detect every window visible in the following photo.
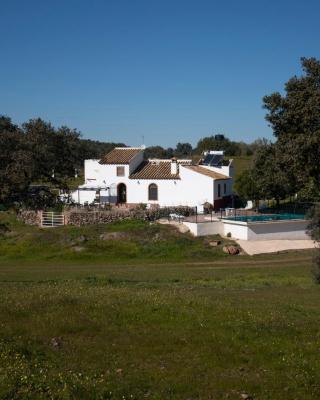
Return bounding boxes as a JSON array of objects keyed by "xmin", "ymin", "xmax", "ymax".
[
  {"xmin": 224, "ymin": 183, "xmax": 227, "ymax": 194},
  {"xmin": 117, "ymin": 166, "xmax": 125, "ymax": 176},
  {"xmin": 148, "ymin": 183, "xmax": 158, "ymax": 201},
  {"xmin": 218, "ymin": 183, "xmax": 221, "ymax": 197}
]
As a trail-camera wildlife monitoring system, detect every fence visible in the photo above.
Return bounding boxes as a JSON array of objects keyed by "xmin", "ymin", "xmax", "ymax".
[{"xmin": 41, "ymin": 212, "xmax": 65, "ymax": 227}]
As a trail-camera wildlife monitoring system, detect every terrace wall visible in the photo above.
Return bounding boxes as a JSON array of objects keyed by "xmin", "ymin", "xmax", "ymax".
[{"xmin": 222, "ymin": 219, "xmax": 310, "ymax": 241}]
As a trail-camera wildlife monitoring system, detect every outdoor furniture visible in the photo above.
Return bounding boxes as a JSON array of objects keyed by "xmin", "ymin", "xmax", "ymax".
[{"xmin": 169, "ymin": 213, "xmax": 184, "ymax": 222}]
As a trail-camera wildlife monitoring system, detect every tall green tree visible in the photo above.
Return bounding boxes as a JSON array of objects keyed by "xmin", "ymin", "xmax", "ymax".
[
  {"xmin": 234, "ymin": 169, "xmax": 258, "ymax": 201},
  {"xmin": 196, "ymin": 134, "xmax": 246, "ymax": 156},
  {"xmin": 252, "ymin": 143, "xmax": 293, "ymax": 205},
  {"xmin": 22, "ymin": 118, "xmax": 57, "ymax": 182},
  {"xmin": 0, "ymin": 116, "xmax": 33, "ymax": 203},
  {"xmin": 263, "ymin": 57, "xmax": 320, "ymax": 200}
]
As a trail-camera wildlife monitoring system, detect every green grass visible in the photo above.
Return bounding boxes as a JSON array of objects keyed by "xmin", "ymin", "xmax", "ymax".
[
  {"xmin": 0, "ymin": 257, "xmax": 319, "ymax": 399},
  {"xmin": 0, "ymin": 212, "xmax": 233, "ymax": 266},
  {"xmin": 232, "ymin": 156, "xmax": 253, "ymax": 178},
  {"xmin": 0, "ymin": 211, "xmax": 319, "ymax": 399}
]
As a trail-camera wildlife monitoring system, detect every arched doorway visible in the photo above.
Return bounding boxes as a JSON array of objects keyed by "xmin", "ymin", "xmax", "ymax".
[
  {"xmin": 148, "ymin": 183, "xmax": 158, "ymax": 201},
  {"xmin": 117, "ymin": 183, "xmax": 127, "ymax": 204}
]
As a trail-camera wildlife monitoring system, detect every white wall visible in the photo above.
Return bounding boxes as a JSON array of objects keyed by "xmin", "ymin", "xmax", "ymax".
[
  {"xmin": 222, "ymin": 219, "xmax": 310, "ymax": 241},
  {"xmin": 222, "ymin": 221, "xmax": 249, "ymax": 240},
  {"xmin": 71, "ymin": 189, "xmax": 96, "ymax": 204},
  {"xmin": 214, "ymin": 179, "xmax": 232, "ymax": 200},
  {"xmin": 85, "ymin": 160, "xmax": 130, "ymax": 185},
  {"xmin": 84, "ymin": 160, "xmax": 102, "ymax": 183},
  {"xmin": 202, "ymin": 162, "xmax": 233, "ymax": 179},
  {"xmin": 129, "ymin": 152, "xmax": 144, "ymax": 174},
  {"xmin": 79, "ymin": 159, "xmax": 231, "ymax": 207},
  {"xmin": 126, "ymin": 167, "xmax": 213, "ymax": 206},
  {"xmin": 183, "ymin": 221, "xmax": 224, "ymax": 236}
]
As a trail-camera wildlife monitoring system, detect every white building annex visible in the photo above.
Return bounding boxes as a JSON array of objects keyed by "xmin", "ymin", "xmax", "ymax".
[{"xmin": 72, "ymin": 147, "xmax": 234, "ymax": 210}]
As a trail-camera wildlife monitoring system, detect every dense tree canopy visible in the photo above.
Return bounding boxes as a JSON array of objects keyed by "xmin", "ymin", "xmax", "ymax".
[
  {"xmin": 263, "ymin": 57, "xmax": 320, "ymax": 200},
  {"xmin": 0, "ymin": 117, "xmax": 33, "ymax": 204},
  {"xmin": 0, "ymin": 116, "xmax": 125, "ymax": 205},
  {"xmin": 234, "ymin": 169, "xmax": 257, "ymax": 201},
  {"xmin": 236, "ymin": 57, "xmax": 320, "ymax": 203},
  {"xmin": 175, "ymin": 142, "xmax": 193, "ymax": 157},
  {"xmin": 195, "ymin": 134, "xmax": 252, "ymax": 156},
  {"xmin": 144, "ymin": 146, "xmax": 174, "ymax": 159},
  {"xmin": 307, "ymin": 204, "xmax": 320, "ymax": 283}
]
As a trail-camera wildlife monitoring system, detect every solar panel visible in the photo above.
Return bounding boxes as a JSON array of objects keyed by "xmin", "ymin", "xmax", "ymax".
[
  {"xmin": 203, "ymin": 154, "xmax": 214, "ymax": 165},
  {"xmin": 210, "ymin": 154, "xmax": 223, "ymax": 166},
  {"xmin": 202, "ymin": 153, "xmax": 224, "ymax": 166}
]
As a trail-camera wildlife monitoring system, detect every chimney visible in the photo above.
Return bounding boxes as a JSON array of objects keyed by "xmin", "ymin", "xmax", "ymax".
[{"xmin": 171, "ymin": 157, "xmax": 178, "ymax": 175}]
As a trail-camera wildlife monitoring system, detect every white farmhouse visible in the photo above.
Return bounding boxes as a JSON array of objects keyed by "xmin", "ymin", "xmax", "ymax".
[{"xmin": 72, "ymin": 147, "xmax": 234, "ymax": 210}]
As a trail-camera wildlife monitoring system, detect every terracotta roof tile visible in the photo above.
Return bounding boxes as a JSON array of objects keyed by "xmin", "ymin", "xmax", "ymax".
[
  {"xmin": 130, "ymin": 161, "xmax": 180, "ymax": 180},
  {"xmin": 184, "ymin": 165, "xmax": 230, "ymax": 180},
  {"xmin": 100, "ymin": 148, "xmax": 142, "ymax": 164}
]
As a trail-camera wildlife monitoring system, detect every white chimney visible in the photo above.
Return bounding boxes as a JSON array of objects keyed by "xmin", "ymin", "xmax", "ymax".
[{"xmin": 171, "ymin": 158, "xmax": 178, "ymax": 174}]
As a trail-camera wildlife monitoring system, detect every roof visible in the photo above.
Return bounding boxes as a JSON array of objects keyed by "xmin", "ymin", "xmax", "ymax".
[
  {"xmin": 99, "ymin": 147, "xmax": 142, "ymax": 164},
  {"xmin": 184, "ymin": 165, "xmax": 230, "ymax": 180},
  {"xmin": 130, "ymin": 161, "xmax": 180, "ymax": 180}
]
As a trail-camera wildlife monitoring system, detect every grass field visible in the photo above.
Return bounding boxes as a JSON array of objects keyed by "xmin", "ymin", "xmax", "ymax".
[
  {"xmin": 0, "ymin": 212, "xmax": 233, "ymax": 266},
  {"xmin": 0, "ymin": 212, "xmax": 319, "ymax": 399}
]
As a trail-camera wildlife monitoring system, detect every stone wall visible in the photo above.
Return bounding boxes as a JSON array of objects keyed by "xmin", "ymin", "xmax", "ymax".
[
  {"xmin": 17, "ymin": 206, "xmax": 195, "ymax": 227},
  {"xmin": 66, "ymin": 206, "xmax": 195, "ymax": 226},
  {"xmin": 17, "ymin": 210, "xmax": 42, "ymax": 226}
]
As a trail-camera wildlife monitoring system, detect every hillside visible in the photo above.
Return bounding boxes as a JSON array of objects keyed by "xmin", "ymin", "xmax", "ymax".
[{"xmin": 0, "ymin": 212, "xmax": 233, "ymax": 266}]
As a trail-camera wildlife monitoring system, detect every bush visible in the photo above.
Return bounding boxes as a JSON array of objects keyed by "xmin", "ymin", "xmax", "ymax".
[
  {"xmin": 135, "ymin": 203, "xmax": 147, "ymax": 210},
  {"xmin": 0, "ymin": 223, "xmax": 9, "ymax": 237},
  {"xmin": 0, "ymin": 204, "xmax": 7, "ymax": 212},
  {"xmin": 307, "ymin": 204, "xmax": 320, "ymax": 283},
  {"xmin": 312, "ymin": 249, "xmax": 320, "ymax": 284}
]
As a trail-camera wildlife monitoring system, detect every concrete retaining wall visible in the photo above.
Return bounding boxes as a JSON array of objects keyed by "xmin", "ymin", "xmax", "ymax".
[
  {"xmin": 222, "ymin": 219, "xmax": 310, "ymax": 241},
  {"xmin": 183, "ymin": 221, "xmax": 224, "ymax": 236}
]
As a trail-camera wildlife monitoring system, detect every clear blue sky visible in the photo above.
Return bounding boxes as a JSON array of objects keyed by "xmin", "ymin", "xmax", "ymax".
[{"xmin": 1, "ymin": 0, "xmax": 320, "ymax": 147}]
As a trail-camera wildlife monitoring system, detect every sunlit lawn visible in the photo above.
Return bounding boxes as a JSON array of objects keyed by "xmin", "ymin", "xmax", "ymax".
[{"xmin": 1, "ymin": 254, "xmax": 319, "ymax": 400}]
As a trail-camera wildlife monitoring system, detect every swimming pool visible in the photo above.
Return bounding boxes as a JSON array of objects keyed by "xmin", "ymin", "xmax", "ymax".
[{"xmin": 222, "ymin": 213, "xmax": 305, "ymax": 223}]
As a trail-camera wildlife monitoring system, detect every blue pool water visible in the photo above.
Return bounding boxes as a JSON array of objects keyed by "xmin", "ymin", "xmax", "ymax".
[{"xmin": 222, "ymin": 213, "xmax": 305, "ymax": 223}]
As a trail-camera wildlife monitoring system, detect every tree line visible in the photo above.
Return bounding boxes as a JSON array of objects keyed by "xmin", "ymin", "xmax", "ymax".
[
  {"xmin": 145, "ymin": 135, "xmax": 263, "ymax": 159},
  {"xmin": 0, "ymin": 115, "xmax": 264, "ymax": 206},
  {"xmin": 0, "ymin": 117, "xmax": 125, "ymax": 205}
]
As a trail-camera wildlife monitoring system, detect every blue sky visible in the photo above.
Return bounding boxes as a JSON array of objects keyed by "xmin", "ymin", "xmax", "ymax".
[{"xmin": 1, "ymin": 0, "xmax": 319, "ymax": 147}]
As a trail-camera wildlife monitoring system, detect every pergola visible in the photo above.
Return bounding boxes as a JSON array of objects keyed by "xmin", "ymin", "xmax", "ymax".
[{"xmin": 75, "ymin": 186, "xmax": 110, "ymax": 204}]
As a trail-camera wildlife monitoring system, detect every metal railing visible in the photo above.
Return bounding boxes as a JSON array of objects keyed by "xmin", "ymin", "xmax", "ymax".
[{"xmin": 41, "ymin": 212, "xmax": 65, "ymax": 227}]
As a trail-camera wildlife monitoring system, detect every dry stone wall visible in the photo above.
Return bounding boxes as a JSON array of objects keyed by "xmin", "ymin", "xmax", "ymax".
[
  {"xmin": 18, "ymin": 206, "xmax": 195, "ymax": 227},
  {"xmin": 67, "ymin": 206, "xmax": 195, "ymax": 226},
  {"xmin": 17, "ymin": 210, "xmax": 41, "ymax": 226}
]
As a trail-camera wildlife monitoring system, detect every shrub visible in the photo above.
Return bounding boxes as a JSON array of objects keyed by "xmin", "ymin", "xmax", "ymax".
[
  {"xmin": 307, "ymin": 204, "xmax": 320, "ymax": 283},
  {"xmin": 136, "ymin": 203, "xmax": 147, "ymax": 210},
  {"xmin": 0, "ymin": 223, "xmax": 9, "ymax": 237},
  {"xmin": 312, "ymin": 250, "xmax": 320, "ymax": 284},
  {"xmin": 0, "ymin": 204, "xmax": 7, "ymax": 212}
]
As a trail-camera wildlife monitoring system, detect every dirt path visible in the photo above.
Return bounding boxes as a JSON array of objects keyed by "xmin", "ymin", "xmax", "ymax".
[{"xmin": 0, "ymin": 251, "xmax": 313, "ymax": 274}]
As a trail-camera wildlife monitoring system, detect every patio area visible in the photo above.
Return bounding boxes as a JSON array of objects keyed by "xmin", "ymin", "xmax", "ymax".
[{"xmin": 236, "ymin": 239, "xmax": 316, "ymax": 255}]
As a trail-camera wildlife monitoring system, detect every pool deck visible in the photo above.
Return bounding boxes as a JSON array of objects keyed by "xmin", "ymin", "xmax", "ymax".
[{"xmin": 237, "ymin": 239, "xmax": 316, "ymax": 255}]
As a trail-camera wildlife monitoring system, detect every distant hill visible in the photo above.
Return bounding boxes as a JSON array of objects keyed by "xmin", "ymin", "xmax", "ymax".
[{"xmin": 231, "ymin": 156, "xmax": 253, "ymax": 179}]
